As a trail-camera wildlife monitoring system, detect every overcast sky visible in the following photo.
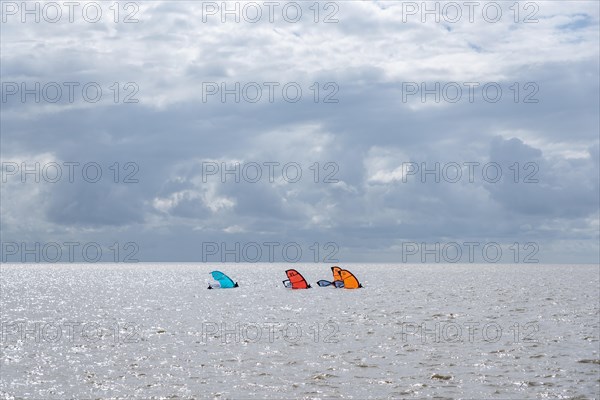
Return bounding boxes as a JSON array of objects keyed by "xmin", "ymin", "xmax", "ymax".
[{"xmin": 1, "ymin": 1, "xmax": 598, "ymax": 263}]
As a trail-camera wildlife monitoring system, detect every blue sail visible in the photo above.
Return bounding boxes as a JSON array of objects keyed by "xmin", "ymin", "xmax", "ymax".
[
  {"xmin": 317, "ymin": 280, "xmax": 345, "ymax": 288},
  {"xmin": 210, "ymin": 271, "xmax": 237, "ymax": 288}
]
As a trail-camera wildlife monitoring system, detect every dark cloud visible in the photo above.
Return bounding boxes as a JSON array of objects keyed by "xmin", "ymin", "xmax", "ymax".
[{"xmin": 45, "ymin": 181, "xmax": 146, "ymax": 227}]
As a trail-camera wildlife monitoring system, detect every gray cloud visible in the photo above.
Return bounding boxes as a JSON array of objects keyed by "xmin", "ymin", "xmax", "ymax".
[{"xmin": 1, "ymin": 1, "xmax": 598, "ymax": 263}]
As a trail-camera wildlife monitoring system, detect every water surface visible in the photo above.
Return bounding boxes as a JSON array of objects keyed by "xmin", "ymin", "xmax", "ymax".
[{"xmin": 1, "ymin": 263, "xmax": 599, "ymax": 399}]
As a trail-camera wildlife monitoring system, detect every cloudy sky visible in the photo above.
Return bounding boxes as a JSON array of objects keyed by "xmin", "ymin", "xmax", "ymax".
[{"xmin": 1, "ymin": 1, "xmax": 598, "ymax": 263}]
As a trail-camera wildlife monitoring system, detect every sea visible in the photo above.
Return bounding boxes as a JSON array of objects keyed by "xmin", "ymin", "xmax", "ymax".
[{"xmin": 1, "ymin": 263, "xmax": 599, "ymax": 399}]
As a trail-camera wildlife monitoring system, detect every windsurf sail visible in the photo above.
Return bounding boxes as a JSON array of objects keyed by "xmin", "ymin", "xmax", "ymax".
[
  {"xmin": 317, "ymin": 279, "xmax": 345, "ymax": 288},
  {"xmin": 317, "ymin": 280, "xmax": 333, "ymax": 287},
  {"xmin": 209, "ymin": 270, "xmax": 238, "ymax": 289},
  {"xmin": 340, "ymin": 269, "xmax": 362, "ymax": 289},
  {"xmin": 331, "ymin": 266, "xmax": 342, "ymax": 281},
  {"xmin": 284, "ymin": 269, "xmax": 311, "ymax": 289},
  {"xmin": 331, "ymin": 266, "xmax": 345, "ymax": 287}
]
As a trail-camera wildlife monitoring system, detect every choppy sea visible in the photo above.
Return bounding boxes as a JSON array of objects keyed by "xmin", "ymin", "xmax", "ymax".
[{"xmin": 1, "ymin": 263, "xmax": 599, "ymax": 399}]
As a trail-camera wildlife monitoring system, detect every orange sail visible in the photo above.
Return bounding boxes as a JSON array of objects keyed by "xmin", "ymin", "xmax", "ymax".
[
  {"xmin": 340, "ymin": 269, "xmax": 362, "ymax": 289},
  {"xmin": 285, "ymin": 269, "xmax": 311, "ymax": 289},
  {"xmin": 331, "ymin": 266, "xmax": 343, "ymax": 282}
]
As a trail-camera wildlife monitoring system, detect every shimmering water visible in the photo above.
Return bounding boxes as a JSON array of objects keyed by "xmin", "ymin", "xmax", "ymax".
[{"xmin": 1, "ymin": 263, "xmax": 599, "ymax": 399}]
